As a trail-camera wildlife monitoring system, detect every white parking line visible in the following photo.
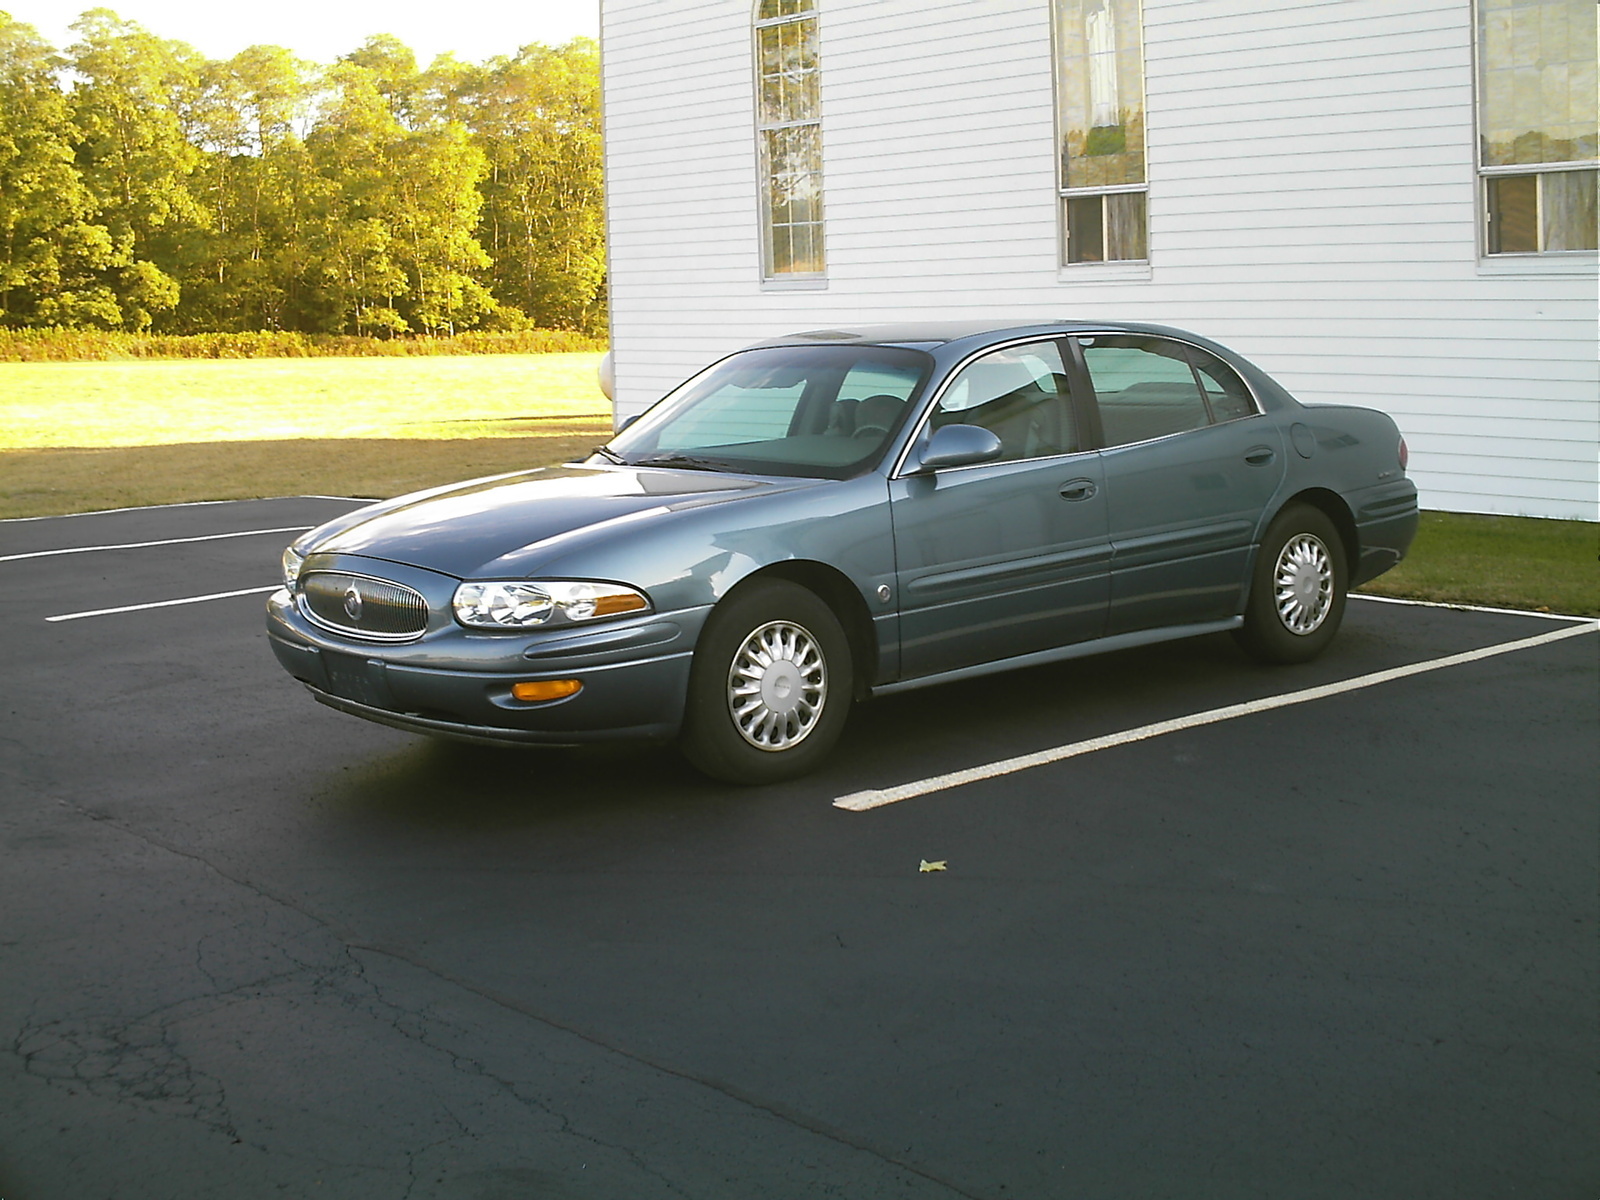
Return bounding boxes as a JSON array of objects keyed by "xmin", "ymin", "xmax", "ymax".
[
  {"xmin": 834, "ymin": 621, "xmax": 1599, "ymax": 812},
  {"xmin": 45, "ymin": 585, "xmax": 280, "ymax": 623},
  {"xmin": 1, "ymin": 526, "xmax": 311, "ymax": 563},
  {"xmin": 1352, "ymin": 593, "xmax": 1589, "ymax": 621}
]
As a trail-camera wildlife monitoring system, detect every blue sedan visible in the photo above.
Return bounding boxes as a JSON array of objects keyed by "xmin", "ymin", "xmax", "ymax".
[{"xmin": 268, "ymin": 321, "xmax": 1418, "ymax": 783}]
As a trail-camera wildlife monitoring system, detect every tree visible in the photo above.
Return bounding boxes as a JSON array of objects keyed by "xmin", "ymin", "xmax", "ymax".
[
  {"xmin": 466, "ymin": 40, "xmax": 605, "ymax": 332},
  {"xmin": 0, "ymin": 16, "xmax": 606, "ymax": 337},
  {"xmin": 65, "ymin": 8, "xmax": 205, "ymax": 328},
  {"xmin": 180, "ymin": 44, "xmax": 312, "ymax": 329},
  {"xmin": 0, "ymin": 12, "xmax": 128, "ymax": 326}
]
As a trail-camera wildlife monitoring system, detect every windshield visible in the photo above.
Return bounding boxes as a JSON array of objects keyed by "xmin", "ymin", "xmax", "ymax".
[{"xmin": 602, "ymin": 344, "xmax": 932, "ymax": 478}]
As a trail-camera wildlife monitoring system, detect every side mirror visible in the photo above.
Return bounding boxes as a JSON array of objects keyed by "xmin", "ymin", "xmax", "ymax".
[{"xmin": 911, "ymin": 423, "xmax": 1004, "ymax": 472}]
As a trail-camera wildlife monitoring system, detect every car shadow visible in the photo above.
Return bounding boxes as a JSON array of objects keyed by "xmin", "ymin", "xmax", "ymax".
[
  {"xmin": 315, "ymin": 736, "xmax": 739, "ymax": 832},
  {"xmin": 315, "ymin": 623, "xmax": 1400, "ymax": 830}
]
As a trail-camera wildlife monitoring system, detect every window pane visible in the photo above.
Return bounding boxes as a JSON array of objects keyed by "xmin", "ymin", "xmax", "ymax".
[
  {"xmin": 1079, "ymin": 336, "xmax": 1210, "ymax": 447},
  {"xmin": 1065, "ymin": 194, "xmax": 1104, "ymax": 263},
  {"xmin": 1479, "ymin": 0, "xmax": 1599, "ymax": 168},
  {"xmin": 614, "ymin": 345, "xmax": 930, "ymax": 478},
  {"xmin": 1543, "ymin": 168, "xmax": 1599, "ymax": 250},
  {"xmin": 1487, "ymin": 174, "xmax": 1539, "ymax": 253},
  {"xmin": 1105, "ymin": 190, "xmax": 1147, "ymax": 260},
  {"xmin": 791, "ymin": 218, "xmax": 823, "ymax": 274},
  {"xmin": 1056, "ymin": 0, "xmax": 1146, "ymax": 189},
  {"xmin": 1186, "ymin": 346, "xmax": 1256, "ymax": 422},
  {"xmin": 657, "ymin": 381, "xmax": 805, "ymax": 450},
  {"xmin": 758, "ymin": 0, "xmax": 814, "ymax": 20},
  {"xmin": 933, "ymin": 341, "xmax": 1079, "ymax": 461},
  {"xmin": 769, "ymin": 220, "xmax": 795, "ymax": 275}
]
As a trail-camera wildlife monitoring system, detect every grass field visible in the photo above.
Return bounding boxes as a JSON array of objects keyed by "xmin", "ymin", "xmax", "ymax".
[
  {"xmin": 0, "ymin": 353, "xmax": 612, "ymax": 519},
  {"xmin": 1, "ymin": 354, "xmax": 1594, "ymax": 615},
  {"xmin": 0, "ymin": 353, "xmax": 608, "ymax": 447}
]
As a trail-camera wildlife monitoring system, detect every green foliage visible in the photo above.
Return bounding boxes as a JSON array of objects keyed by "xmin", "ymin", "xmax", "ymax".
[
  {"xmin": 0, "ymin": 11, "xmax": 606, "ymax": 338},
  {"xmin": 0, "ymin": 12, "xmax": 125, "ymax": 326},
  {"xmin": 471, "ymin": 41, "xmax": 607, "ymax": 331}
]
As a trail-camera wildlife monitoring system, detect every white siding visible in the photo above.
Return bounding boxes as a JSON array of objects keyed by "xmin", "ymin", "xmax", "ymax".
[{"xmin": 602, "ymin": 0, "xmax": 1600, "ymax": 520}]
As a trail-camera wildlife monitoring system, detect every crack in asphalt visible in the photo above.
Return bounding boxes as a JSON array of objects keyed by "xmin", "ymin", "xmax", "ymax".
[
  {"xmin": 353, "ymin": 945, "xmax": 695, "ymax": 1200},
  {"xmin": 17, "ymin": 794, "xmax": 989, "ymax": 1200}
]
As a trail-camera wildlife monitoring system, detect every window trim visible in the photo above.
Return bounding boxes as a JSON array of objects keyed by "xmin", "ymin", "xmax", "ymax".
[{"xmin": 753, "ymin": 0, "xmax": 827, "ymax": 283}]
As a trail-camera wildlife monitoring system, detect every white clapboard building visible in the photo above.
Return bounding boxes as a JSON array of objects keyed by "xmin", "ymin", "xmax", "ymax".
[{"xmin": 599, "ymin": 0, "xmax": 1599, "ymax": 520}]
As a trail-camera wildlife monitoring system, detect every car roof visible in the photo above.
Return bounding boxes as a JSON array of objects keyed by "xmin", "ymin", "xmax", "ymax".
[
  {"xmin": 751, "ymin": 319, "xmax": 1201, "ymax": 350},
  {"xmin": 743, "ymin": 319, "xmax": 1301, "ymax": 413}
]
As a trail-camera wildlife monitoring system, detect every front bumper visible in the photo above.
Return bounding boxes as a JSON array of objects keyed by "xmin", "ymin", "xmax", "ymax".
[{"xmin": 266, "ymin": 588, "xmax": 706, "ymax": 746}]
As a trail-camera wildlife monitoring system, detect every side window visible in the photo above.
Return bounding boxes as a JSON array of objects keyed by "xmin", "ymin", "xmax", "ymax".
[
  {"xmin": 1079, "ymin": 335, "xmax": 1209, "ymax": 446},
  {"xmin": 932, "ymin": 341, "xmax": 1078, "ymax": 462},
  {"xmin": 1186, "ymin": 345, "xmax": 1256, "ymax": 422}
]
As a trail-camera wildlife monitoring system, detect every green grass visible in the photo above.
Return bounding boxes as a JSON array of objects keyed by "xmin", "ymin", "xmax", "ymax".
[
  {"xmin": 0, "ymin": 355, "xmax": 1593, "ymax": 616},
  {"xmin": 1357, "ymin": 511, "xmax": 1598, "ymax": 617},
  {"xmin": 0, "ymin": 353, "xmax": 608, "ymax": 448},
  {"xmin": 0, "ymin": 436, "xmax": 609, "ymax": 518}
]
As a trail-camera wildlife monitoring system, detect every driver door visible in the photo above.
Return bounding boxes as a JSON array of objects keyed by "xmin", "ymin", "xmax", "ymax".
[{"xmin": 889, "ymin": 340, "xmax": 1111, "ymax": 680}]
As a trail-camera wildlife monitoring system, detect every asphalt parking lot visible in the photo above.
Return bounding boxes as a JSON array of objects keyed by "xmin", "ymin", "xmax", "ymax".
[{"xmin": 1, "ymin": 496, "xmax": 1595, "ymax": 1200}]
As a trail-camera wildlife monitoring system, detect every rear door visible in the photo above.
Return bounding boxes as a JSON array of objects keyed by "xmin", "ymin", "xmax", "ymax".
[{"xmin": 1074, "ymin": 334, "xmax": 1285, "ymax": 634}]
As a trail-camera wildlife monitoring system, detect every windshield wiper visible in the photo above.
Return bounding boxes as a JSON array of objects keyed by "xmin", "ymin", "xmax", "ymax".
[
  {"xmin": 632, "ymin": 452, "xmax": 731, "ymax": 472},
  {"xmin": 590, "ymin": 444, "xmax": 624, "ymax": 464}
]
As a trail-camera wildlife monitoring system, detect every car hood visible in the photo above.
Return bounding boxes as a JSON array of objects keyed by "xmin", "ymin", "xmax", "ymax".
[{"xmin": 310, "ymin": 465, "xmax": 810, "ymax": 578}]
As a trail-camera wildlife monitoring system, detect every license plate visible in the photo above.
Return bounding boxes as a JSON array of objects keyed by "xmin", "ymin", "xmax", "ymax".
[{"xmin": 322, "ymin": 652, "xmax": 389, "ymax": 708}]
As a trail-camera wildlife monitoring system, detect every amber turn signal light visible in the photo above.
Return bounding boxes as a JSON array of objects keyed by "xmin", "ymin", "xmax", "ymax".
[
  {"xmin": 590, "ymin": 592, "xmax": 649, "ymax": 617},
  {"xmin": 511, "ymin": 679, "xmax": 583, "ymax": 703}
]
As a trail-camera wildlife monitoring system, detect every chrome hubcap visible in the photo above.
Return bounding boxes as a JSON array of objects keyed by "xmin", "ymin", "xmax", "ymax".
[
  {"xmin": 728, "ymin": 620, "xmax": 827, "ymax": 751},
  {"xmin": 1274, "ymin": 533, "xmax": 1334, "ymax": 635}
]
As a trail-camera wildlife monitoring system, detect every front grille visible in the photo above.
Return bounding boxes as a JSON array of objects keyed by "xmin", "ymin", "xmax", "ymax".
[{"xmin": 301, "ymin": 572, "xmax": 429, "ymax": 641}]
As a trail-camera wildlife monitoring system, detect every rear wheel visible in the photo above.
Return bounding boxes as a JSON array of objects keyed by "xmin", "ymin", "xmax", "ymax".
[
  {"xmin": 680, "ymin": 579, "xmax": 853, "ymax": 784},
  {"xmin": 1234, "ymin": 503, "xmax": 1347, "ymax": 664}
]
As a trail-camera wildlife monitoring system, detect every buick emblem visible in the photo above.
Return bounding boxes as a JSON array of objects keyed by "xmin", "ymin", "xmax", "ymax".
[{"xmin": 343, "ymin": 583, "xmax": 364, "ymax": 621}]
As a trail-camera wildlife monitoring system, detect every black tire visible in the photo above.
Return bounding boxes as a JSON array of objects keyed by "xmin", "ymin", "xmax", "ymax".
[
  {"xmin": 1234, "ymin": 503, "xmax": 1348, "ymax": 664},
  {"xmin": 680, "ymin": 579, "xmax": 853, "ymax": 784}
]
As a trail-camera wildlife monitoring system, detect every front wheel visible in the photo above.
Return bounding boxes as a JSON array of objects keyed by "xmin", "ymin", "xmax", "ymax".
[
  {"xmin": 1234, "ymin": 504, "xmax": 1348, "ymax": 664},
  {"xmin": 680, "ymin": 579, "xmax": 854, "ymax": 784}
]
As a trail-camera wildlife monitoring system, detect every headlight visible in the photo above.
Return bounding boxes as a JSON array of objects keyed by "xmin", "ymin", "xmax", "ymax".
[
  {"xmin": 452, "ymin": 581, "xmax": 650, "ymax": 629},
  {"xmin": 281, "ymin": 544, "xmax": 306, "ymax": 591}
]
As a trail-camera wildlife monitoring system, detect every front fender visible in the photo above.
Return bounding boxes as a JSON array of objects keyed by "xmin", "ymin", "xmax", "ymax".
[{"xmin": 501, "ymin": 472, "xmax": 898, "ymax": 627}]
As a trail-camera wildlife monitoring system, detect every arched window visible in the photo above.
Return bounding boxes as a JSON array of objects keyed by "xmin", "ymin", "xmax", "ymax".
[
  {"xmin": 1054, "ymin": 0, "xmax": 1148, "ymax": 265},
  {"xmin": 755, "ymin": 0, "xmax": 825, "ymax": 278}
]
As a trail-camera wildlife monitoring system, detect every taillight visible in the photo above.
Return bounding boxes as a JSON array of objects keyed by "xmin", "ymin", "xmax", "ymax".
[{"xmin": 1398, "ymin": 435, "xmax": 1409, "ymax": 472}]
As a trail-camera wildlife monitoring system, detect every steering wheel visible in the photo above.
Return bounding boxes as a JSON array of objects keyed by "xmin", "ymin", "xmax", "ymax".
[{"xmin": 850, "ymin": 394, "xmax": 901, "ymax": 440}]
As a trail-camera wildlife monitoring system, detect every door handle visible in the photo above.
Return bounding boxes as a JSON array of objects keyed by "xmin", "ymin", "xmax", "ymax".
[
  {"xmin": 1059, "ymin": 479, "xmax": 1097, "ymax": 501},
  {"xmin": 1244, "ymin": 446, "xmax": 1276, "ymax": 465}
]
